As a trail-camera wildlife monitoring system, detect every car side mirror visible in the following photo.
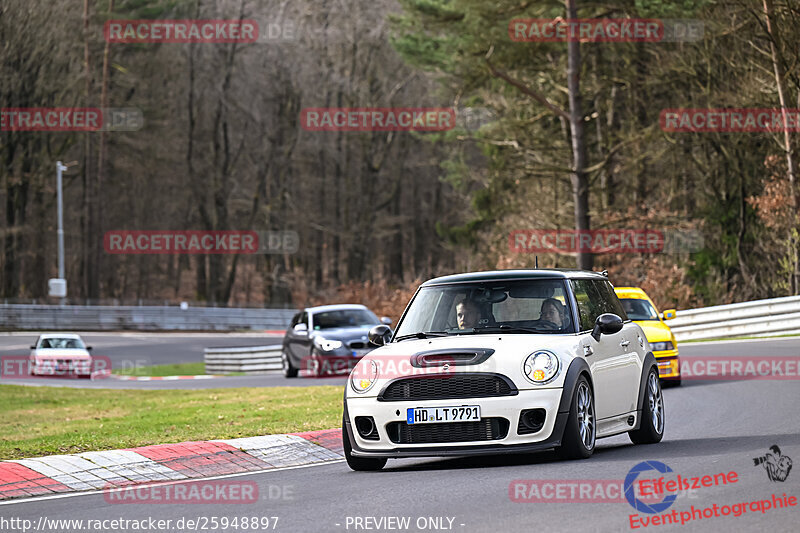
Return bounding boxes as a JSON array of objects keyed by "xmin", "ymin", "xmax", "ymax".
[
  {"xmin": 30, "ymin": 345, "xmax": 36, "ymax": 349},
  {"xmin": 591, "ymin": 313, "xmax": 623, "ymax": 342},
  {"xmin": 86, "ymin": 346, "xmax": 93, "ymax": 351},
  {"xmin": 293, "ymin": 323, "xmax": 308, "ymax": 334},
  {"xmin": 368, "ymin": 325, "xmax": 392, "ymax": 346},
  {"xmin": 662, "ymin": 309, "xmax": 677, "ymax": 320},
  {"xmin": 380, "ymin": 316, "xmax": 392, "ymax": 325}
]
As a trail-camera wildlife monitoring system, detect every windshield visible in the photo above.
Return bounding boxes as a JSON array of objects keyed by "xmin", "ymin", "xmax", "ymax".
[
  {"xmin": 38, "ymin": 337, "xmax": 86, "ymax": 349},
  {"xmin": 312, "ymin": 309, "xmax": 379, "ymax": 330},
  {"xmin": 394, "ymin": 279, "xmax": 574, "ymax": 337},
  {"xmin": 619, "ymin": 298, "xmax": 659, "ymax": 321}
]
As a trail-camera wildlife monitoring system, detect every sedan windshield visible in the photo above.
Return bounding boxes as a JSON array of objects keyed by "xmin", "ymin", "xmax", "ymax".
[
  {"xmin": 312, "ymin": 309, "xmax": 379, "ymax": 330},
  {"xmin": 38, "ymin": 337, "xmax": 85, "ymax": 349},
  {"xmin": 394, "ymin": 279, "xmax": 575, "ymax": 338},
  {"xmin": 619, "ymin": 298, "xmax": 659, "ymax": 321}
]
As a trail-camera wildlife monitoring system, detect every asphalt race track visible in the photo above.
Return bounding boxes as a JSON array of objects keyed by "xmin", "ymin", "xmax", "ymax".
[
  {"xmin": 0, "ymin": 334, "xmax": 798, "ymax": 391},
  {"xmin": 0, "ymin": 332, "xmax": 297, "ymax": 389},
  {"xmin": 1, "ymin": 337, "xmax": 799, "ymax": 532},
  {"xmin": 2, "ymin": 353, "xmax": 798, "ymax": 532},
  {"xmin": 0, "ymin": 332, "xmax": 282, "ymax": 366},
  {"xmin": 0, "ymin": 374, "xmax": 348, "ymax": 390}
]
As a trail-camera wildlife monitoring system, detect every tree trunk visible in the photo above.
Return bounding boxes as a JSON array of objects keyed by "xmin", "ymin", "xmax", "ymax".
[
  {"xmin": 763, "ymin": 0, "xmax": 799, "ymax": 294},
  {"xmin": 82, "ymin": 0, "xmax": 97, "ymax": 298},
  {"xmin": 95, "ymin": 0, "xmax": 115, "ymax": 299},
  {"xmin": 565, "ymin": 0, "xmax": 592, "ymax": 270}
]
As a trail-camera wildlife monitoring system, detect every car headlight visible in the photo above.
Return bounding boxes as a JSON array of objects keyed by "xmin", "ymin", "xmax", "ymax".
[
  {"xmin": 523, "ymin": 350, "xmax": 560, "ymax": 384},
  {"xmin": 350, "ymin": 359, "xmax": 379, "ymax": 393},
  {"xmin": 651, "ymin": 341, "xmax": 674, "ymax": 351},
  {"xmin": 314, "ymin": 337, "xmax": 343, "ymax": 352}
]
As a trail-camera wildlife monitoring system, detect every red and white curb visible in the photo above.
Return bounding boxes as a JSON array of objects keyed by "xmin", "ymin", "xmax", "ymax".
[{"xmin": 0, "ymin": 429, "xmax": 342, "ymax": 501}]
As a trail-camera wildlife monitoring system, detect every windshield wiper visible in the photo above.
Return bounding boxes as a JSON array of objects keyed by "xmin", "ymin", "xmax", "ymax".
[
  {"xmin": 464, "ymin": 325, "xmax": 549, "ymax": 334},
  {"xmin": 394, "ymin": 331, "xmax": 450, "ymax": 341}
]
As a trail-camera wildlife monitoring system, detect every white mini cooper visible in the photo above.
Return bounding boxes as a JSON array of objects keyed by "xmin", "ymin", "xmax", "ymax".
[{"xmin": 342, "ymin": 270, "xmax": 664, "ymax": 471}]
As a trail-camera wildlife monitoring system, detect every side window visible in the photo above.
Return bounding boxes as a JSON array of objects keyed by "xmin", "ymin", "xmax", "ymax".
[
  {"xmin": 289, "ymin": 313, "xmax": 301, "ymax": 327},
  {"xmin": 595, "ymin": 281, "xmax": 629, "ymax": 320},
  {"xmin": 572, "ymin": 279, "xmax": 629, "ymax": 332},
  {"xmin": 570, "ymin": 280, "xmax": 601, "ymax": 331},
  {"xmin": 300, "ymin": 312, "xmax": 309, "ymax": 327}
]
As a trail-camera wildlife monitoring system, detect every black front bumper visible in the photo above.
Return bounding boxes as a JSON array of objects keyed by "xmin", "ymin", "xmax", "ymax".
[{"xmin": 344, "ymin": 410, "xmax": 569, "ymax": 459}]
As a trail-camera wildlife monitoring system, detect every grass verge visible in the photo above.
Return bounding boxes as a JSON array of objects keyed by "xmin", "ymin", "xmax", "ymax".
[
  {"xmin": 0, "ymin": 384, "xmax": 342, "ymax": 460},
  {"xmin": 112, "ymin": 362, "xmax": 223, "ymax": 377}
]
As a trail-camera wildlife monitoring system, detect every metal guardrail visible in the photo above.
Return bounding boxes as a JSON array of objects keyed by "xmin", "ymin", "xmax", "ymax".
[
  {"xmin": 4, "ymin": 294, "xmax": 797, "ymax": 342},
  {"xmin": 204, "ymin": 346, "xmax": 282, "ymax": 374},
  {"xmin": 0, "ymin": 304, "xmax": 296, "ymax": 332},
  {"xmin": 669, "ymin": 295, "xmax": 800, "ymax": 341}
]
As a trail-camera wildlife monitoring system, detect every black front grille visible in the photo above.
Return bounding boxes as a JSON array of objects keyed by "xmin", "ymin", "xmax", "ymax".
[
  {"xmin": 387, "ymin": 418, "xmax": 509, "ymax": 444},
  {"xmin": 379, "ymin": 374, "xmax": 516, "ymax": 401}
]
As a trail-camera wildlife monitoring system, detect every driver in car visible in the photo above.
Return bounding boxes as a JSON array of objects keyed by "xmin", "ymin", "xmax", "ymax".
[
  {"xmin": 540, "ymin": 298, "xmax": 565, "ymax": 328},
  {"xmin": 621, "ymin": 299, "xmax": 635, "ymax": 315},
  {"xmin": 456, "ymin": 298, "xmax": 481, "ymax": 329}
]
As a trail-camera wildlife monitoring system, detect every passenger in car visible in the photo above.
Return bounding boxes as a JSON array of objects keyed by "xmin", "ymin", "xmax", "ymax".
[
  {"xmin": 456, "ymin": 298, "xmax": 481, "ymax": 329},
  {"xmin": 540, "ymin": 298, "xmax": 565, "ymax": 328}
]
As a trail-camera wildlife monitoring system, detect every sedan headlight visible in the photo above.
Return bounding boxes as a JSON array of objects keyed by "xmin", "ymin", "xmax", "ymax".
[
  {"xmin": 523, "ymin": 350, "xmax": 560, "ymax": 384},
  {"xmin": 314, "ymin": 337, "xmax": 343, "ymax": 352},
  {"xmin": 651, "ymin": 341, "xmax": 674, "ymax": 352},
  {"xmin": 350, "ymin": 359, "xmax": 379, "ymax": 393}
]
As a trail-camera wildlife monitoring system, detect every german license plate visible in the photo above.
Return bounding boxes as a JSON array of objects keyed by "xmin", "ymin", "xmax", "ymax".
[{"xmin": 407, "ymin": 405, "xmax": 481, "ymax": 424}]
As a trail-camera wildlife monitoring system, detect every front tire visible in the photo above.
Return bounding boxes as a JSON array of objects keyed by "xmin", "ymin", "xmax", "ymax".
[
  {"xmin": 629, "ymin": 368, "xmax": 665, "ymax": 444},
  {"xmin": 557, "ymin": 376, "xmax": 595, "ymax": 460},
  {"xmin": 343, "ymin": 419, "xmax": 386, "ymax": 471},
  {"xmin": 282, "ymin": 350, "xmax": 298, "ymax": 378}
]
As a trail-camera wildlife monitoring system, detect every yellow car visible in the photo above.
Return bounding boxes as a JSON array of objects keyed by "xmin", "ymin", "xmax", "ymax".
[{"xmin": 614, "ymin": 287, "xmax": 681, "ymax": 386}]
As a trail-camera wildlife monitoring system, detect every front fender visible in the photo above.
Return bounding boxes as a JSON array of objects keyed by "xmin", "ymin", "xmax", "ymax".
[{"xmin": 557, "ymin": 357, "xmax": 593, "ymax": 414}]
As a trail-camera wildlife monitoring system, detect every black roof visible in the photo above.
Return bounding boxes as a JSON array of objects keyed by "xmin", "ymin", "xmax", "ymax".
[{"xmin": 420, "ymin": 269, "xmax": 607, "ymax": 286}]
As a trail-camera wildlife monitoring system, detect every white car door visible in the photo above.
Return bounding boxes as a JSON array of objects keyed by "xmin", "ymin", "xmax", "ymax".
[
  {"xmin": 579, "ymin": 329, "xmax": 618, "ymax": 420},
  {"xmin": 572, "ymin": 279, "xmax": 640, "ymax": 419}
]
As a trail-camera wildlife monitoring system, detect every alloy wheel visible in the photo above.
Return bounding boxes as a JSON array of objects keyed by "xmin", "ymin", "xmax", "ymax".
[
  {"xmin": 576, "ymin": 382, "xmax": 595, "ymax": 449},
  {"xmin": 648, "ymin": 372, "xmax": 664, "ymax": 434}
]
